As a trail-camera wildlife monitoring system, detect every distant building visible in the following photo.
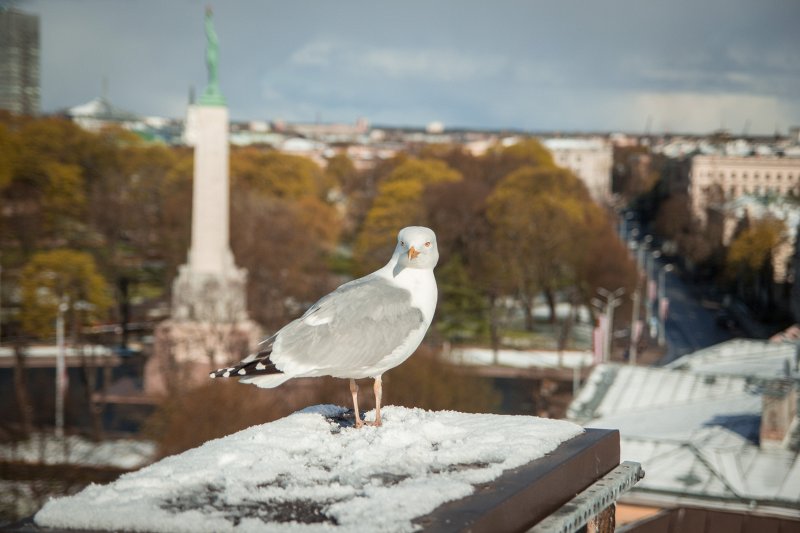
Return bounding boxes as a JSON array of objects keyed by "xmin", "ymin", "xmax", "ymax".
[
  {"xmin": 66, "ymin": 96, "xmax": 140, "ymax": 132},
  {"xmin": 0, "ymin": 7, "xmax": 40, "ymax": 115},
  {"xmin": 344, "ymin": 144, "xmax": 399, "ymax": 171},
  {"xmin": 426, "ymin": 121, "xmax": 445, "ymax": 134},
  {"xmin": 542, "ymin": 137, "xmax": 613, "ymax": 203},
  {"xmin": 273, "ymin": 117, "xmax": 370, "ymax": 144},
  {"xmin": 65, "ymin": 96, "xmax": 183, "ymax": 144},
  {"xmin": 689, "ymin": 155, "xmax": 800, "ymax": 223}
]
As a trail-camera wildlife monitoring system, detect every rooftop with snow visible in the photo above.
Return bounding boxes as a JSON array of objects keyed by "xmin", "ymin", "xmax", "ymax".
[
  {"xmin": 29, "ymin": 406, "xmax": 631, "ymax": 532},
  {"xmin": 568, "ymin": 338, "xmax": 800, "ymax": 519}
]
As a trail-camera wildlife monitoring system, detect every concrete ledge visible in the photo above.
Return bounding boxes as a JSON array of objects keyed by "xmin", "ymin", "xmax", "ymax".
[
  {"xmin": 415, "ymin": 428, "xmax": 620, "ymax": 532},
  {"xmin": 11, "ymin": 413, "xmax": 618, "ymax": 533}
]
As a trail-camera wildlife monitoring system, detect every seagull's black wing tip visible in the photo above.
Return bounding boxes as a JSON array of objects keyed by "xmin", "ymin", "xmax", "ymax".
[{"xmin": 210, "ymin": 349, "xmax": 282, "ymax": 380}]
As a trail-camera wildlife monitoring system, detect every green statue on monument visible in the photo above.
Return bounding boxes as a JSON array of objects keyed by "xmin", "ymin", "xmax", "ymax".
[{"xmin": 200, "ymin": 6, "xmax": 226, "ymax": 106}]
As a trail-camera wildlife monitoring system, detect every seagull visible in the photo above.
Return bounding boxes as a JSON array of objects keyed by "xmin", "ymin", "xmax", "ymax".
[{"xmin": 210, "ymin": 226, "xmax": 438, "ymax": 428}]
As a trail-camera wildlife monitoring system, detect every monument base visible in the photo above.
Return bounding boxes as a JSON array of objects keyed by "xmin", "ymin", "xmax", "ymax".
[
  {"xmin": 171, "ymin": 263, "xmax": 249, "ymax": 323},
  {"xmin": 145, "ymin": 318, "xmax": 261, "ymax": 397}
]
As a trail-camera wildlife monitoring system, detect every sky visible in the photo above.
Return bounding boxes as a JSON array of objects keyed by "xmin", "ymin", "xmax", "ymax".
[{"xmin": 8, "ymin": 0, "xmax": 800, "ymax": 134}]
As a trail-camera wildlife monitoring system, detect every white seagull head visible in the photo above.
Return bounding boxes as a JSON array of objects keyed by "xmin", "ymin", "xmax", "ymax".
[{"xmin": 394, "ymin": 226, "xmax": 439, "ymax": 271}]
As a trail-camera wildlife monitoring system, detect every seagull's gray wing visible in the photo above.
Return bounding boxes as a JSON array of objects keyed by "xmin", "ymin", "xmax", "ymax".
[{"xmin": 270, "ymin": 275, "xmax": 425, "ymax": 377}]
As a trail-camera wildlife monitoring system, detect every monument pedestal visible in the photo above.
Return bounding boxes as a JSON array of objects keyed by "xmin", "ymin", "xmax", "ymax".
[
  {"xmin": 145, "ymin": 318, "xmax": 260, "ymax": 397},
  {"xmin": 171, "ymin": 262, "xmax": 248, "ymax": 323}
]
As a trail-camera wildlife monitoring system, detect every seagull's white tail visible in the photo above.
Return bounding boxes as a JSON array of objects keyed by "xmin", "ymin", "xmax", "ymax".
[{"xmin": 240, "ymin": 373, "xmax": 292, "ymax": 389}]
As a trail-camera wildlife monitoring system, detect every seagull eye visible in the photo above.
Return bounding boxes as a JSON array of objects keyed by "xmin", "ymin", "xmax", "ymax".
[
  {"xmin": 400, "ymin": 240, "xmax": 405, "ymax": 247},
  {"xmin": 424, "ymin": 242, "xmax": 431, "ymax": 248}
]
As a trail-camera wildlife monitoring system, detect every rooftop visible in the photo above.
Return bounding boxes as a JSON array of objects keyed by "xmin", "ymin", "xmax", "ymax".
[
  {"xmin": 66, "ymin": 96, "xmax": 138, "ymax": 121},
  {"xmin": 569, "ymin": 344, "xmax": 800, "ymax": 518},
  {"xmin": 666, "ymin": 338, "xmax": 799, "ymax": 380}
]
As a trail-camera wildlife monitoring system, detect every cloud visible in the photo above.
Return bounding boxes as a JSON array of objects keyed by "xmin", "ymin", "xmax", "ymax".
[
  {"xmin": 290, "ymin": 41, "xmax": 337, "ymax": 67},
  {"xmin": 287, "ymin": 39, "xmax": 508, "ymax": 83},
  {"xmin": 20, "ymin": 0, "xmax": 800, "ymax": 133},
  {"xmin": 623, "ymin": 91, "xmax": 797, "ymax": 134},
  {"xmin": 358, "ymin": 48, "xmax": 506, "ymax": 82}
]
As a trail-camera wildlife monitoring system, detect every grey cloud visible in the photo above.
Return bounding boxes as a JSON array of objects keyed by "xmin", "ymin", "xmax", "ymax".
[{"xmin": 15, "ymin": 0, "xmax": 800, "ymax": 133}]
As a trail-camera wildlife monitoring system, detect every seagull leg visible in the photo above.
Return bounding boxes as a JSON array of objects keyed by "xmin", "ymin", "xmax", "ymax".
[
  {"xmin": 367, "ymin": 375, "xmax": 383, "ymax": 427},
  {"xmin": 349, "ymin": 379, "xmax": 364, "ymax": 428}
]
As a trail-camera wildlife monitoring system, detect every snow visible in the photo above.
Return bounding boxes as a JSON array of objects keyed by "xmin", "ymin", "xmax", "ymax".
[
  {"xmin": 450, "ymin": 348, "xmax": 593, "ymax": 369},
  {"xmin": 0, "ymin": 433, "xmax": 155, "ymax": 470},
  {"xmin": 619, "ymin": 428, "xmax": 800, "ymax": 506},
  {"xmin": 68, "ymin": 97, "xmax": 110, "ymax": 117},
  {"xmin": 35, "ymin": 405, "xmax": 583, "ymax": 533},
  {"xmin": 667, "ymin": 339, "xmax": 799, "ymax": 379},
  {"xmin": 542, "ymin": 138, "xmax": 608, "ymax": 151},
  {"xmin": 0, "ymin": 343, "xmax": 113, "ymax": 360},
  {"xmin": 569, "ymin": 355, "xmax": 800, "ymax": 515},
  {"xmin": 587, "ymin": 393, "xmax": 761, "ymax": 441}
]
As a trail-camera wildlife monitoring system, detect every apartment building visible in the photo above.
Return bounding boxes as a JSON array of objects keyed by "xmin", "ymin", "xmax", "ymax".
[
  {"xmin": 542, "ymin": 137, "xmax": 612, "ymax": 203},
  {"xmin": 0, "ymin": 7, "xmax": 40, "ymax": 115},
  {"xmin": 689, "ymin": 155, "xmax": 800, "ymax": 222}
]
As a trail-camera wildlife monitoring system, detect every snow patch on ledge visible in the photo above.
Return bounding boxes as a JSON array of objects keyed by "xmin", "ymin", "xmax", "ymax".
[{"xmin": 35, "ymin": 405, "xmax": 583, "ymax": 533}]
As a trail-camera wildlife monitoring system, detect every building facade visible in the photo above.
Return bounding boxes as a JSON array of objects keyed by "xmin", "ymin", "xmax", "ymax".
[
  {"xmin": 0, "ymin": 8, "xmax": 40, "ymax": 116},
  {"xmin": 542, "ymin": 137, "xmax": 612, "ymax": 203},
  {"xmin": 689, "ymin": 155, "xmax": 800, "ymax": 222}
]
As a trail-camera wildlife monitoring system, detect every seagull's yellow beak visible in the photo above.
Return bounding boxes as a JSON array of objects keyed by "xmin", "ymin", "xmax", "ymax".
[{"xmin": 408, "ymin": 246, "xmax": 420, "ymax": 260}]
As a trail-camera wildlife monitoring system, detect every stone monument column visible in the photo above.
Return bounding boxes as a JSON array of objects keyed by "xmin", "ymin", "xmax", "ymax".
[
  {"xmin": 173, "ymin": 102, "xmax": 247, "ymax": 323},
  {"xmin": 146, "ymin": 8, "xmax": 259, "ymax": 396}
]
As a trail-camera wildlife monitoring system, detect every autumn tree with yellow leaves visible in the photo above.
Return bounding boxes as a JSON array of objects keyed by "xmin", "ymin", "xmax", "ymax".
[
  {"xmin": 354, "ymin": 158, "xmax": 462, "ymax": 273},
  {"xmin": 20, "ymin": 249, "xmax": 112, "ymax": 340},
  {"xmin": 487, "ymin": 165, "xmax": 609, "ymax": 329},
  {"xmin": 229, "ymin": 146, "xmax": 343, "ymax": 329},
  {"xmin": 725, "ymin": 215, "xmax": 787, "ymax": 312}
]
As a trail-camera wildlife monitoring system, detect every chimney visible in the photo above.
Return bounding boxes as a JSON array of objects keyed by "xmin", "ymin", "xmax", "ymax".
[{"xmin": 760, "ymin": 380, "xmax": 797, "ymax": 449}]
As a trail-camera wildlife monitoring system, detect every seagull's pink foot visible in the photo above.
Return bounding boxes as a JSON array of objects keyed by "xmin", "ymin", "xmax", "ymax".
[
  {"xmin": 365, "ymin": 376, "xmax": 383, "ymax": 428},
  {"xmin": 350, "ymin": 379, "xmax": 365, "ymax": 428}
]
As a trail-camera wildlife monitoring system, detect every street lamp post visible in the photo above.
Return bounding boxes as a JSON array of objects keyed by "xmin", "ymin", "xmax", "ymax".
[
  {"xmin": 637, "ymin": 235, "xmax": 652, "ymax": 273},
  {"xmin": 0, "ymin": 255, "xmax": 3, "ymax": 348},
  {"xmin": 658, "ymin": 265, "xmax": 674, "ymax": 347},
  {"xmin": 629, "ymin": 227, "xmax": 640, "ymax": 254},
  {"xmin": 646, "ymin": 250, "xmax": 661, "ymax": 326},
  {"xmin": 620, "ymin": 211, "xmax": 634, "ymax": 242},
  {"xmin": 629, "ymin": 285, "xmax": 640, "ymax": 365},
  {"xmin": 593, "ymin": 287, "xmax": 625, "ymax": 363},
  {"xmin": 55, "ymin": 296, "xmax": 69, "ymax": 439}
]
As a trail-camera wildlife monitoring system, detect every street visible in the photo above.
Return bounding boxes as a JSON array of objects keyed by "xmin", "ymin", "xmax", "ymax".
[
  {"xmin": 620, "ymin": 213, "xmax": 733, "ymax": 365},
  {"xmin": 657, "ymin": 260, "xmax": 733, "ymax": 364}
]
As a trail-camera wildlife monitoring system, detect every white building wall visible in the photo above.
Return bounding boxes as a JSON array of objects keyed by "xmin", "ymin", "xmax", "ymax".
[{"xmin": 542, "ymin": 138, "xmax": 612, "ymax": 203}]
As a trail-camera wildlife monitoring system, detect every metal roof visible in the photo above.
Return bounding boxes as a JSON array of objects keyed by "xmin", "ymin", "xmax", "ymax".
[
  {"xmin": 666, "ymin": 339, "xmax": 799, "ymax": 380},
  {"xmin": 568, "ymin": 339, "xmax": 800, "ymax": 517}
]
